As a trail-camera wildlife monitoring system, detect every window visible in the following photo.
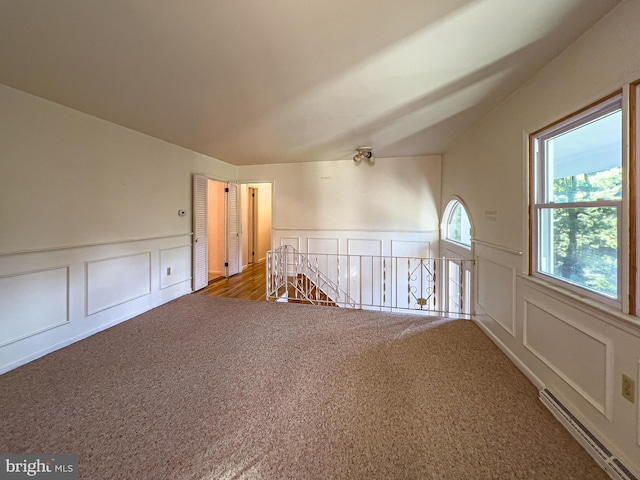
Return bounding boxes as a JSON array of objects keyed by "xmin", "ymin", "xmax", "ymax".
[
  {"xmin": 531, "ymin": 94, "xmax": 622, "ymax": 304},
  {"xmin": 444, "ymin": 199, "xmax": 472, "ymax": 247}
]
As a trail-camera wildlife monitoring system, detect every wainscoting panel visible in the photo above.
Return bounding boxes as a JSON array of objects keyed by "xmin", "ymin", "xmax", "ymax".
[
  {"xmin": 307, "ymin": 237, "xmax": 339, "ymax": 255},
  {"xmin": 514, "ymin": 275, "xmax": 640, "ymax": 475},
  {"xmin": 523, "ymin": 299, "xmax": 612, "ymax": 419},
  {"xmin": 476, "ymin": 255, "xmax": 516, "ymax": 336},
  {"xmin": 272, "ymin": 229, "xmax": 439, "ymax": 259},
  {"xmin": 271, "ymin": 229, "xmax": 439, "ymax": 310},
  {"xmin": 160, "ymin": 245, "xmax": 192, "ymax": 290},
  {"xmin": 0, "ymin": 266, "xmax": 69, "ymax": 347},
  {"xmin": 0, "ymin": 234, "xmax": 192, "ymax": 374},
  {"xmin": 86, "ymin": 252, "xmax": 152, "ymax": 315},
  {"xmin": 390, "ymin": 240, "xmax": 432, "ymax": 258},
  {"xmin": 280, "ymin": 237, "xmax": 300, "ymax": 251},
  {"xmin": 347, "ymin": 239, "xmax": 382, "ymax": 257},
  {"xmin": 345, "ymin": 239, "xmax": 384, "ymax": 307}
]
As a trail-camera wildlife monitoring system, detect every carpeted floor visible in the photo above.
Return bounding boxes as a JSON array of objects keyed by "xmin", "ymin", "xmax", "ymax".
[{"xmin": 1, "ymin": 295, "xmax": 608, "ymax": 479}]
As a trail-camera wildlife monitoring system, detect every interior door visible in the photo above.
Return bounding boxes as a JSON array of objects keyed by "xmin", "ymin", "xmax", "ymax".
[
  {"xmin": 192, "ymin": 174, "xmax": 208, "ymax": 291},
  {"xmin": 225, "ymin": 182, "xmax": 241, "ymax": 277}
]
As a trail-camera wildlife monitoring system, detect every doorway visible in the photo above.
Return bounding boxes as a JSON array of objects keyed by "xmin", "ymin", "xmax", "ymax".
[
  {"xmin": 207, "ymin": 180, "xmax": 225, "ymax": 282},
  {"xmin": 240, "ymin": 183, "xmax": 272, "ymax": 270},
  {"xmin": 192, "ymin": 175, "xmax": 241, "ymax": 291},
  {"xmin": 193, "ymin": 177, "xmax": 273, "ymax": 292}
]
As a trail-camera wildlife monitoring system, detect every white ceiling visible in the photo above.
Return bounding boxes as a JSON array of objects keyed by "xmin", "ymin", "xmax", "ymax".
[{"xmin": 0, "ymin": 0, "xmax": 620, "ymax": 166}]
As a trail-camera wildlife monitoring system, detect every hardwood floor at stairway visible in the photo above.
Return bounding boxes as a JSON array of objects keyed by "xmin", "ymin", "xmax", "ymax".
[{"xmin": 197, "ymin": 261, "xmax": 266, "ymax": 301}]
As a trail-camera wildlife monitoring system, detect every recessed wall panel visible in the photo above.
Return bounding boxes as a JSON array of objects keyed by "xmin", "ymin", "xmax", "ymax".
[
  {"xmin": 346, "ymin": 239, "xmax": 384, "ymax": 307},
  {"xmin": 347, "ymin": 239, "xmax": 382, "ymax": 257},
  {"xmin": 390, "ymin": 240, "xmax": 431, "ymax": 258},
  {"xmin": 280, "ymin": 237, "xmax": 300, "ymax": 251},
  {"xmin": 523, "ymin": 300, "xmax": 611, "ymax": 417},
  {"xmin": 86, "ymin": 252, "xmax": 151, "ymax": 315},
  {"xmin": 160, "ymin": 245, "xmax": 191, "ymax": 290},
  {"xmin": 307, "ymin": 238, "xmax": 339, "ymax": 255},
  {"xmin": 0, "ymin": 267, "xmax": 69, "ymax": 346},
  {"xmin": 476, "ymin": 255, "xmax": 515, "ymax": 335}
]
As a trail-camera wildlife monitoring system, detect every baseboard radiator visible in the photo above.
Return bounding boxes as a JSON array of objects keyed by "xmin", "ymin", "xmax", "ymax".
[{"xmin": 540, "ymin": 389, "xmax": 638, "ymax": 480}]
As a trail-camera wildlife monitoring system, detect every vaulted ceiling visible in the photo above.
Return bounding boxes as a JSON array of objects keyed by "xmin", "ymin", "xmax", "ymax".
[{"xmin": 0, "ymin": 0, "xmax": 620, "ymax": 165}]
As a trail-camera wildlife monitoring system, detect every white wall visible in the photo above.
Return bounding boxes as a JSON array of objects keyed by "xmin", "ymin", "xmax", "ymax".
[
  {"xmin": 238, "ymin": 155, "xmax": 442, "ymax": 259},
  {"xmin": 0, "ymin": 85, "xmax": 237, "ymax": 373},
  {"xmin": 442, "ymin": 0, "xmax": 640, "ymax": 472}
]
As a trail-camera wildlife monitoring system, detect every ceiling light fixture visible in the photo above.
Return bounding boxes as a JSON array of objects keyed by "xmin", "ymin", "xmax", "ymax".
[{"xmin": 353, "ymin": 147, "xmax": 374, "ymax": 165}]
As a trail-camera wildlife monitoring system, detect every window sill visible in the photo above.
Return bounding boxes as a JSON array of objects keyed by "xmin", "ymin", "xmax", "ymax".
[{"xmin": 518, "ymin": 273, "xmax": 640, "ymax": 336}]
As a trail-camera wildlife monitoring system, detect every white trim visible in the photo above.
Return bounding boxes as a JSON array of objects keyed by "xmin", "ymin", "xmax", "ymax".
[
  {"xmin": 346, "ymin": 238, "xmax": 383, "ymax": 256},
  {"xmin": 475, "ymin": 253, "xmax": 517, "ymax": 337},
  {"xmin": 521, "ymin": 274, "xmax": 640, "ymax": 336},
  {"xmin": 307, "ymin": 237, "xmax": 340, "ymax": 255},
  {"xmin": 85, "ymin": 252, "xmax": 152, "ymax": 316},
  {"xmin": 473, "ymin": 238, "xmax": 523, "ymax": 256},
  {"xmin": 0, "ymin": 233, "xmax": 193, "ymax": 257},
  {"xmin": 0, "ymin": 296, "xmax": 180, "ymax": 375},
  {"xmin": 161, "ymin": 277, "xmax": 192, "ymax": 292},
  {"xmin": 522, "ymin": 297, "xmax": 614, "ymax": 420},
  {"xmin": 522, "ymin": 128, "xmax": 532, "ymax": 276},
  {"xmin": 193, "ymin": 171, "xmax": 233, "ymax": 183},
  {"xmin": 531, "ymin": 94, "xmax": 624, "ymax": 310},
  {"xmin": 637, "ymin": 359, "xmax": 640, "ymax": 447},
  {"xmin": 160, "ymin": 244, "xmax": 192, "ymax": 291},
  {"xmin": 280, "ymin": 237, "xmax": 301, "ymax": 251},
  {"xmin": 441, "ymin": 196, "xmax": 473, "ymax": 247},
  {"xmin": 0, "ymin": 265, "xmax": 71, "ymax": 347},
  {"xmin": 472, "ymin": 317, "xmax": 545, "ymax": 390},
  {"xmin": 274, "ymin": 227, "xmax": 439, "ymax": 234}
]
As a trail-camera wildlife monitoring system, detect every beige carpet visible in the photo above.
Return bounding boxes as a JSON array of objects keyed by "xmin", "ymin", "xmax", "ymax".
[{"xmin": 1, "ymin": 295, "xmax": 607, "ymax": 479}]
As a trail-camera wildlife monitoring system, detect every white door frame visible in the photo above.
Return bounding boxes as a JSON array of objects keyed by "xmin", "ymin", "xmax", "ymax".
[{"xmin": 192, "ymin": 174, "xmax": 240, "ymax": 291}]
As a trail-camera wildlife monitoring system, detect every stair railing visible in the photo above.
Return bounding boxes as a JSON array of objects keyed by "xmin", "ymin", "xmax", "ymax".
[
  {"xmin": 267, "ymin": 245, "xmax": 356, "ymax": 307},
  {"xmin": 266, "ymin": 245, "xmax": 474, "ymax": 317}
]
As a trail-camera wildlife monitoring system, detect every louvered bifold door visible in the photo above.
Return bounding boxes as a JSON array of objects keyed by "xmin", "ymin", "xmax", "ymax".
[
  {"xmin": 225, "ymin": 182, "xmax": 241, "ymax": 277},
  {"xmin": 192, "ymin": 175, "xmax": 208, "ymax": 291}
]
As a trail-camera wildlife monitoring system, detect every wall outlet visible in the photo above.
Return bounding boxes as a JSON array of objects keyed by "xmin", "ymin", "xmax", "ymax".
[
  {"xmin": 167, "ymin": 267, "xmax": 172, "ymax": 276},
  {"xmin": 621, "ymin": 374, "xmax": 635, "ymax": 403}
]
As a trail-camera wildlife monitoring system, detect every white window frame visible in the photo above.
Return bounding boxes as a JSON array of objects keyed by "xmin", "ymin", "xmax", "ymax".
[
  {"xmin": 531, "ymin": 94, "xmax": 623, "ymax": 308},
  {"xmin": 442, "ymin": 198, "xmax": 472, "ymax": 250}
]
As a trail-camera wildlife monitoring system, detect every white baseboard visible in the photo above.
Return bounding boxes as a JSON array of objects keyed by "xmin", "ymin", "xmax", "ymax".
[
  {"xmin": 0, "ymin": 286, "xmax": 189, "ymax": 375},
  {"xmin": 474, "ymin": 316, "xmax": 639, "ymax": 480},
  {"xmin": 472, "ymin": 316, "xmax": 545, "ymax": 390}
]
